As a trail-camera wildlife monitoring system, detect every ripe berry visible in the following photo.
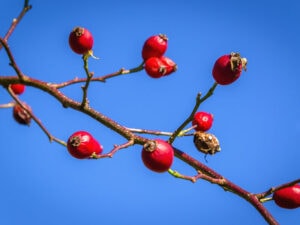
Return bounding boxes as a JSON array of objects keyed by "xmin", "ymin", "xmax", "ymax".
[
  {"xmin": 160, "ymin": 56, "xmax": 177, "ymax": 76},
  {"xmin": 69, "ymin": 27, "xmax": 94, "ymax": 55},
  {"xmin": 212, "ymin": 52, "xmax": 247, "ymax": 85},
  {"xmin": 192, "ymin": 111, "xmax": 214, "ymax": 132},
  {"xmin": 142, "ymin": 34, "xmax": 168, "ymax": 61},
  {"xmin": 273, "ymin": 184, "xmax": 300, "ymax": 209},
  {"xmin": 10, "ymin": 84, "xmax": 25, "ymax": 95},
  {"xmin": 13, "ymin": 102, "xmax": 32, "ymax": 125},
  {"xmin": 144, "ymin": 56, "xmax": 177, "ymax": 78},
  {"xmin": 67, "ymin": 131, "xmax": 103, "ymax": 159},
  {"xmin": 141, "ymin": 139, "xmax": 174, "ymax": 173}
]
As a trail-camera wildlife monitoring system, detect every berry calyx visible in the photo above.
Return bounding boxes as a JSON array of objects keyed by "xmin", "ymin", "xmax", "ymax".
[
  {"xmin": 212, "ymin": 52, "xmax": 247, "ymax": 85},
  {"xmin": 69, "ymin": 27, "xmax": 94, "ymax": 55},
  {"xmin": 10, "ymin": 84, "xmax": 26, "ymax": 95},
  {"xmin": 144, "ymin": 56, "xmax": 177, "ymax": 78},
  {"xmin": 141, "ymin": 139, "xmax": 174, "ymax": 173},
  {"xmin": 67, "ymin": 131, "xmax": 103, "ymax": 159},
  {"xmin": 13, "ymin": 102, "xmax": 32, "ymax": 125},
  {"xmin": 192, "ymin": 111, "xmax": 214, "ymax": 132},
  {"xmin": 273, "ymin": 184, "xmax": 300, "ymax": 209},
  {"xmin": 142, "ymin": 34, "xmax": 168, "ymax": 61}
]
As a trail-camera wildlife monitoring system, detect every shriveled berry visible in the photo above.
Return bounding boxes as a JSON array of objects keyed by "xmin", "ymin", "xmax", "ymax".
[
  {"xmin": 67, "ymin": 131, "xmax": 103, "ymax": 159},
  {"xmin": 273, "ymin": 184, "xmax": 300, "ymax": 209},
  {"xmin": 212, "ymin": 52, "xmax": 247, "ymax": 85},
  {"xmin": 192, "ymin": 111, "xmax": 214, "ymax": 132},
  {"xmin": 144, "ymin": 56, "xmax": 177, "ymax": 78},
  {"xmin": 13, "ymin": 102, "xmax": 32, "ymax": 125},
  {"xmin": 193, "ymin": 131, "xmax": 220, "ymax": 155},
  {"xmin": 141, "ymin": 139, "xmax": 174, "ymax": 173},
  {"xmin": 10, "ymin": 84, "xmax": 26, "ymax": 95},
  {"xmin": 69, "ymin": 27, "xmax": 94, "ymax": 55},
  {"xmin": 142, "ymin": 34, "xmax": 168, "ymax": 61}
]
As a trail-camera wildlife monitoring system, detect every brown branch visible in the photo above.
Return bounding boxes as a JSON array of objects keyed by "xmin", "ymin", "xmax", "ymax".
[{"xmin": 172, "ymin": 147, "xmax": 279, "ymax": 225}]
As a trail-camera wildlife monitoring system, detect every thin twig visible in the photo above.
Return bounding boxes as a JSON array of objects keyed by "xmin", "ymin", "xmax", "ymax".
[
  {"xmin": 168, "ymin": 169, "xmax": 203, "ymax": 183},
  {"xmin": 125, "ymin": 127, "xmax": 194, "ymax": 137},
  {"xmin": 0, "ymin": 38, "xmax": 25, "ymax": 80},
  {"xmin": 7, "ymin": 86, "xmax": 67, "ymax": 147},
  {"xmin": 0, "ymin": 101, "xmax": 15, "ymax": 108},
  {"xmin": 92, "ymin": 139, "xmax": 135, "ymax": 159},
  {"xmin": 0, "ymin": 0, "xmax": 32, "ymax": 49},
  {"xmin": 54, "ymin": 62, "xmax": 145, "ymax": 89},
  {"xmin": 256, "ymin": 178, "xmax": 300, "ymax": 200},
  {"xmin": 81, "ymin": 54, "xmax": 93, "ymax": 108}
]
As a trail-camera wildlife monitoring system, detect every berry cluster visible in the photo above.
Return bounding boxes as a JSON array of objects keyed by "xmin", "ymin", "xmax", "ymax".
[{"xmin": 142, "ymin": 34, "xmax": 177, "ymax": 78}]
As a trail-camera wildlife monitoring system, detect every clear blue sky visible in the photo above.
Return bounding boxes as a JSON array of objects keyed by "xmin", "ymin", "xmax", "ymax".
[{"xmin": 1, "ymin": 0, "xmax": 300, "ymax": 224}]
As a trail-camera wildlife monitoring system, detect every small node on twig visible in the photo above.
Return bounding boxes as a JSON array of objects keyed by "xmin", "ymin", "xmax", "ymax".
[{"xmin": 193, "ymin": 131, "xmax": 221, "ymax": 155}]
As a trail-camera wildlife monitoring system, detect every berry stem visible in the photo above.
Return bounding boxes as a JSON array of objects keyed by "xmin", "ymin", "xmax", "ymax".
[
  {"xmin": 255, "ymin": 178, "xmax": 300, "ymax": 200},
  {"xmin": 168, "ymin": 82, "xmax": 218, "ymax": 144},
  {"xmin": 81, "ymin": 53, "xmax": 93, "ymax": 108}
]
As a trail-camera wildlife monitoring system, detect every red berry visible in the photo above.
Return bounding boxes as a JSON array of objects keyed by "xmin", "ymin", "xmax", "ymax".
[
  {"xmin": 160, "ymin": 56, "xmax": 177, "ymax": 76},
  {"xmin": 142, "ymin": 34, "xmax": 168, "ymax": 61},
  {"xmin": 144, "ymin": 56, "xmax": 177, "ymax": 78},
  {"xmin": 212, "ymin": 52, "xmax": 247, "ymax": 85},
  {"xmin": 141, "ymin": 139, "xmax": 174, "ymax": 173},
  {"xmin": 192, "ymin": 111, "xmax": 214, "ymax": 132},
  {"xmin": 13, "ymin": 102, "xmax": 32, "ymax": 125},
  {"xmin": 67, "ymin": 131, "xmax": 103, "ymax": 159},
  {"xmin": 10, "ymin": 84, "xmax": 26, "ymax": 95},
  {"xmin": 69, "ymin": 27, "xmax": 94, "ymax": 54},
  {"xmin": 273, "ymin": 184, "xmax": 300, "ymax": 209}
]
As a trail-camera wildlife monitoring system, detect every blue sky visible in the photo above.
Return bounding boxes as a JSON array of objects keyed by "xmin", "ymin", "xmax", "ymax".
[{"xmin": 1, "ymin": 0, "xmax": 300, "ymax": 225}]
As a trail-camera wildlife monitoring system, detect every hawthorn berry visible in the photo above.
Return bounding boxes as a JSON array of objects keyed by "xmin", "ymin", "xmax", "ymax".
[
  {"xmin": 13, "ymin": 102, "xmax": 32, "ymax": 125},
  {"xmin": 160, "ymin": 56, "xmax": 177, "ymax": 76},
  {"xmin": 69, "ymin": 27, "xmax": 94, "ymax": 55},
  {"xmin": 142, "ymin": 34, "xmax": 168, "ymax": 61},
  {"xmin": 212, "ymin": 52, "xmax": 247, "ymax": 85},
  {"xmin": 10, "ymin": 84, "xmax": 25, "ymax": 95},
  {"xmin": 273, "ymin": 184, "xmax": 300, "ymax": 209},
  {"xmin": 192, "ymin": 111, "xmax": 214, "ymax": 132},
  {"xmin": 67, "ymin": 131, "xmax": 103, "ymax": 159},
  {"xmin": 141, "ymin": 139, "xmax": 174, "ymax": 173},
  {"xmin": 144, "ymin": 56, "xmax": 177, "ymax": 78}
]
